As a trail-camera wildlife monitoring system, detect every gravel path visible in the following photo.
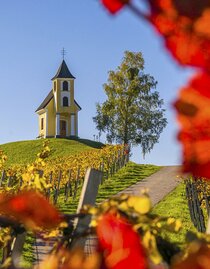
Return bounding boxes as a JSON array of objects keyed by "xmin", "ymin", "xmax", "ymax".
[{"xmin": 117, "ymin": 165, "xmax": 182, "ymax": 206}]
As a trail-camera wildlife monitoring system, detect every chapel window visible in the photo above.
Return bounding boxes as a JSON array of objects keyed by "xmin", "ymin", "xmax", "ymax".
[
  {"xmin": 63, "ymin": 81, "xmax": 68, "ymax": 91},
  {"xmin": 41, "ymin": 118, "xmax": 44, "ymax": 130},
  {"xmin": 63, "ymin": 97, "xmax": 69, "ymax": 107}
]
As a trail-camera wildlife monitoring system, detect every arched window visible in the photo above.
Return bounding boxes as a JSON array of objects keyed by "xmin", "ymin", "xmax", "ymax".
[
  {"xmin": 54, "ymin": 81, "xmax": 56, "ymax": 91},
  {"xmin": 63, "ymin": 81, "xmax": 68, "ymax": 91},
  {"xmin": 63, "ymin": 97, "xmax": 69, "ymax": 107},
  {"xmin": 41, "ymin": 118, "xmax": 44, "ymax": 130}
]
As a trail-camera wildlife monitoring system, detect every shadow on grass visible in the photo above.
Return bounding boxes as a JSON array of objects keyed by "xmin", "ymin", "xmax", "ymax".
[{"xmin": 68, "ymin": 137, "xmax": 104, "ymax": 149}]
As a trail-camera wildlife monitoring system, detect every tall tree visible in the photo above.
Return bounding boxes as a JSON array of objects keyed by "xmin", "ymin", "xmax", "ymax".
[{"xmin": 93, "ymin": 51, "xmax": 167, "ymax": 157}]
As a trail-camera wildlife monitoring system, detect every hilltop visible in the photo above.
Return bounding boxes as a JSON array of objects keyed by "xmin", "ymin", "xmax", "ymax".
[{"xmin": 0, "ymin": 138, "xmax": 104, "ymax": 167}]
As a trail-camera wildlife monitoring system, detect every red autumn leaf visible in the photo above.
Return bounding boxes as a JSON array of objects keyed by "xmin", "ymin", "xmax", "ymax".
[
  {"xmin": 174, "ymin": 72, "xmax": 210, "ymax": 179},
  {"xmin": 96, "ymin": 212, "xmax": 147, "ymax": 269},
  {"xmin": 165, "ymin": 30, "xmax": 210, "ymax": 69},
  {"xmin": 0, "ymin": 190, "xmax": 63, "ymax": 230},
  {"xmin": 148, "ymin": 0, "xmax": 210, "ymax": 70},
  {"xmin": 101, "ymin": 0, "xmax": 130, "ymax": 14},
  {"xmin": 190, "ymin": 71, "xmax": 210, "ymax": 97}
]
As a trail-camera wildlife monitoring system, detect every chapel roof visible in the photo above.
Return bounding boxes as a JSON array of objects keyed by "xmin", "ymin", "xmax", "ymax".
[
  {"xmin": 35, "ymin": 90, "xmax": 81, "ymax": 112},
  {"xmin": 35, "ymin": 90, "xmax": 53, "ymax": 112},
  {"xmin": 51, "ymin": 60, "xmax": 75, "ymax": 80}
]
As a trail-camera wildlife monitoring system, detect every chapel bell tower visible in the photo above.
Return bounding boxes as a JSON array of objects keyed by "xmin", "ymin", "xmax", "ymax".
[{"xmin": 36, "ymin": 59, "xmax": 81, "ymax": 138}]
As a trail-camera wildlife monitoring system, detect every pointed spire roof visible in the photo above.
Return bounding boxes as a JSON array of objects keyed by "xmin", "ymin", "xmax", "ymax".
[{"xmin": 51, "ymin": 60, "xmax": 75, "ymax": 80}]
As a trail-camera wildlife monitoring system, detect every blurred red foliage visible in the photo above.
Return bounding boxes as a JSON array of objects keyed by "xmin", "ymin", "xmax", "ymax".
[
  {"xmin": 96, "ymin": 212, "xmax": 147, "ymax": 269},
  {"xmin": 174, "ymin": 72, "xmax": 210, "ymax": 179},
  {"xmin": 173, "ymin": 0, "xmax": 210, "ymax": 19},
  {"xmin": 0, "ymin": 190, "xmax": 63, "ymax": 230},
  {"xmin": 147, "ymin": 0, "xmax": 210, "ymax": 71}
]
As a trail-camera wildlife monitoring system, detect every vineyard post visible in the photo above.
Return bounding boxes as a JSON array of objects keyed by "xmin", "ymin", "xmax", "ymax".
[
  {"xmin": 2, "ymin": 238, "xmax": 13, "ymax": 264},
  {"xmin": 186, "ymin": 179, "xmax": 206, "ymax": 232},
  {"xmin": 0, "ymin": 170, "xmax": 6, "ymax": 187},
  {"xmin": 116, "ymin": 150, "xmax": 120, "ymax": 172},
  {"xmin": 192, "ymin": 182, "xmax": 206, "ymax": 232},
  {"xmin": 121, "ymin": 148, "xmax": 125, "ymax": 168},
  {"xmin": 53, "ymin": 185, "xmax": 57, "ymax": 204},
  {"xmin": 100, "ymin": 162, "xmax": 104, "ymax": 184},
  {"xmin": 69, "ymin": 170, "xmax": 73, "ymax": 197},
  {"xmin": 7, "ymin": 176, "xmax": 12, "ymax": 187},
  {"xmin": 64, "ymin": 169, "xmax": 72, "ymax": 202},
  {"xmin": 72, "ymin": 168, "xmax": 103, "ymax": 249},
  {"xmin": 110, "ymin": 157, "xmax": 113, "ymax": 177},
  {"xmin": 53, "ymin": 170, "xmax": 62, "ymax": 205},
  {"xmin": 186, "ymin": 180, "xmax": 196, "ymax": 227},
  {"xmin": 46, "ymin": 171, "xmax": 53, "ymax": 200},
  {"xmin": 64, "ymin": 182, "xmax": 68, "ymax": 200},
  {"xmin": 73, "ymin": 167, "xmax": 80, "ymax": 200},
  {"xmin": 57, "ymin": 170, "xmax": 62, "ymax": 192},
  {"xmin": 207, "ymin": 216, "xmax": 210, "ymax": 234},
  {"xmin": 206, "ymin": 180, "xmax": 210, "ymax": 234},
  {"xmin": 113, "ymin": 156, "xmax": 116, "ymax": 174},
  {"xmin": 106, "ymin": 159, "xmax": 110, "ymax": 179},
  {"xmin": 203, "ymin": 182, "xmax": 210, "ymax": 218},
  {"xmin": 11, "ymin": 231, "xmax": 27, "ymax": 267},
  {"xmin": 19, "ymin": 178, "xmax": 22, "ymax": 188}
]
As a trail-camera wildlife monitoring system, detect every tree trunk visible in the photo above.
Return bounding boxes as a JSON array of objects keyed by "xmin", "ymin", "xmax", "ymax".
[{"xmin": 123, "ymin": 116, "xmax": 129, "ymax": 145}]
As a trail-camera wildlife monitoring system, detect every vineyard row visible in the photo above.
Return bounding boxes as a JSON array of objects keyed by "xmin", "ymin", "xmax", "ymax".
[{"xmin": 0, "ymin": 144, "xmax": 129, "ymax": 204}]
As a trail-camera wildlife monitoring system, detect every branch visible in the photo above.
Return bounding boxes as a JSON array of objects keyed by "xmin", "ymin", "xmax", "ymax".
[{"xmin": 127, "ymin": 3, "xmax": 150, "ymax": 22}]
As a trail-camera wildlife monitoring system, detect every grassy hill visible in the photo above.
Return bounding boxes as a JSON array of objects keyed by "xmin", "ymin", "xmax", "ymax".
[{"xmin": 0, "ymin": 138, "xmax": 104, "ymax": 167}]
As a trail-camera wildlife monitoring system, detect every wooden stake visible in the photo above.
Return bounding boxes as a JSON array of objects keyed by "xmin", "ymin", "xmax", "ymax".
[
  {"xmin": 72, "ymin": 168, "xmax": 103, "ymax": 249},
  {"xmin": 0, "ymin": 170, "xmax": 6, "ymax": 187},
  {"xmin": 207, "ymin": 216, "xmax": 210, "ymax": 234}
]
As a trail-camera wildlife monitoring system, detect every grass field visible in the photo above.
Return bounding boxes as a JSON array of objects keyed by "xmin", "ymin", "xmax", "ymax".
[
  {"xmin": 0, "ymin": 138, "xmax": 103, "ymax": 167},
  {"xmin": 152, "ymin": 182, "xmax": 196, "ymax": 247}
]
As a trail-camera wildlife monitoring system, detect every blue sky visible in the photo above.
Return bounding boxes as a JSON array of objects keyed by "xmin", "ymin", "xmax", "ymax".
[{"xmin": 0, "ymin": 1, "xmax": 192, "ymax": 165}]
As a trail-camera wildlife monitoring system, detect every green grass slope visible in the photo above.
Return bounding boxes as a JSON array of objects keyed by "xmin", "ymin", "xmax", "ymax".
[
  {"xmin": 59, "ymin": 162, "xmax": 161, "ymax": 213},
  {"xmin": 0, "ymin": 138, "xmax": 103, "ymax": 167},
  {"xmin": 152, "ymin": 183, "xmax": 196, "ymax": 246}
]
